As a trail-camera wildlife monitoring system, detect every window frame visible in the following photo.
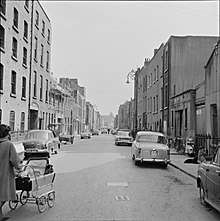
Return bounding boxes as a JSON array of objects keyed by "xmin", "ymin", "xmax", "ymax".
[
  {"xmin": 21, "ymin": 76, "xmax": 26, "ymax": 99},
  {"xmin": 11, "ymin": 70, "xmax": 16, "ymax": 95},
  {"xmin": 13, "ymin": 7, "xmax": 19, "ymax": 30},
  {"xmin": 23, "ymin": 47, "xmax": 27, "ymax": 66},
  {"xmin": 12, "ymin": 37, "xmax": 18, "ymax": 59},
  {"xmin": 0, "ymin": 63, "xmax": 3, "ymax": 91},
  {"xmin": 9, "ymin": 110, "xmax": 15, "ymax": 131},
  {"xmin": 0, "ymin": 25, "xmax": 5, "ymax": 50}
]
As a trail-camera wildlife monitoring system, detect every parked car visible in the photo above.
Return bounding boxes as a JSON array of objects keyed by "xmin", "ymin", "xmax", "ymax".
[
  {"xmin": 59, "ymin": 132, "xmax": 74, "ymax": 144},
  {"xmin": 101, "ymin": 129, "xmax": 108, "ymax": 134},
  {"xmin": 131, "ymin": 131, "xmax": 170, "ymax": 167},
  {"xmin": 80, "ymin": 131, "xmax": 91, "ymax": 139},
  {"xmin": 197, "ymin": 146, "xmax": 220, "ymax": 212},
  {"xmin": 23, "ymin": 130, "xmax": 60, "ymax": 157},
  {"xmin": 91, "ymin": 130, "xmax": 99, "ymax": 136},
  {"xmin": 115, "ymin": 130, "xmax": 133, "ymax": 146}
]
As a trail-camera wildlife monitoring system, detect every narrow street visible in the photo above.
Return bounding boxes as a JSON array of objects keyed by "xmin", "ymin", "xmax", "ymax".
[{"xmin": 4, "ymin": 135, "xmax": 220, "ymax": 221}]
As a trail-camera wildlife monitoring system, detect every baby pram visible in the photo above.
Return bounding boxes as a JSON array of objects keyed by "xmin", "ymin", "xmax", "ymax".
[{"xmin": 9, "ymin": 151, "xmax": 56, "ymax": 213}]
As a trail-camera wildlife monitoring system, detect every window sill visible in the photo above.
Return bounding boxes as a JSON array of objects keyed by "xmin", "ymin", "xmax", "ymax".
[
  {"xmin": 23, "ymin": 36, "xmax": 28, "ymax": 43},
  {"xmin": 11, "ymin": 55, "xmax": 18, "ymax": 62},
  {"xmin": 40, "ymin": 98, "xmax": 43, "ymax": 102},
  {"xmin": 0, "ymin": 12, "xmax": 6, "ymax": 20},
  {"xmin": 47, "ymin": 40, "xmax": 50, "ymax": 45},
  {"xmin": 42, "ymin": 33, "xmax": 45, "ymax": 38},
  {"xmin": 46, "ymin": 69, "xmax": 49, "ymax": 73},
  {"xmin": 24, "ymin": 5, "xmax": 29, "ymax": 13},
  {"xmin": 40, "ymin": 64, "xmax": 44, "ymax": 68},
  {"xmin": 33, "ymin": 96, "xmax": 37, "ymax": 100},
  {"xmin": 10, "ymin": 93, "xmax": 16, "ymax": 98},
  {"xmin": 0, "ymin": 89, "xmax": 3, "ymax": 94},
  {"xmin": 22, "ymin": 63, "xmax": 27, "ymax": 69},
  {"xmin": 35, "ymin": 24, "xmax": 39, "ymax": 29},
  {"xmin": 45, "ymin": 100, "xmax": 48, "ymax": 104},
  {"xmin": 21, "ymin": 97, "xmax": 26, "ymax": 101},
  {"xmin": 34, "ymin": 58, "xmax": 38, "ymax": 62},
  {"xmin": 12, "ymin": 25, "xmax": 19, "ymax": 34},
  {"xmin": 185, "ymin": 127, "xmax": 188, "ymax": 130},
  {"xmin": 0, "ymin": 47, "xmax": 5, "ymax": 53}
]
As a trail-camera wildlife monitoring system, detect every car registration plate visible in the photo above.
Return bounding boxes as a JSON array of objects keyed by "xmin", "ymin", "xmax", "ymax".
[{"xmin": 151, "ymin": 150, "xmax": 157, "ymax": 157}]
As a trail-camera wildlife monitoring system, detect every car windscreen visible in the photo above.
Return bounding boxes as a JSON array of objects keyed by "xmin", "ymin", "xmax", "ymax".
[
  {"xmin": 25, "ymin": 131, "xmax": 48, "ymax": 140},
  {"xmin": 117, "ymin": 131, "xmax": 130, "ymax": 136},
  {"xmin": 137, "ymin": 134, "xmax": 166, "ymax": 144}
]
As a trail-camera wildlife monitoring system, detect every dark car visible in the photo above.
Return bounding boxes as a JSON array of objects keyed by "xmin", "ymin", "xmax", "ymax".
[
  {"xmin": 115, "ymin": 130, "xmax": 133, "ymax": 146},
  {"xmin": 23, "ymin": 130, "xmax": 60, "ymax": 156},
  {"xmin": 59, "ymin": 132, "xmax": 74, "ymax": 144},
  {"xmin": 197, "ymin": 146, "xmax": 220, "ymax": 212}
]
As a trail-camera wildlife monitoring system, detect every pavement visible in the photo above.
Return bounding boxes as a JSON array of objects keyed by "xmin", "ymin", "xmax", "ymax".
[{"xmin": 169, "ymin": 148, "xmax": 199, "ymax": 180}]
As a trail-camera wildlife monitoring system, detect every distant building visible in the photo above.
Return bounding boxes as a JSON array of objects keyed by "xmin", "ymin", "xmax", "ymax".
[
  {"xmin": 101, "ymin": 112, "xmax": 114, "ymax": 129},
  {"xmin": 59, "ymin": 78, "xmax": 86, "ymax": 134}
]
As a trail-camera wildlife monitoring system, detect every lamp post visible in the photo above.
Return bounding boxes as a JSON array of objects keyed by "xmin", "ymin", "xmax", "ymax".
[{"xmin": 126, "ymin": 69, "xmax": 138, "ymax": 137}]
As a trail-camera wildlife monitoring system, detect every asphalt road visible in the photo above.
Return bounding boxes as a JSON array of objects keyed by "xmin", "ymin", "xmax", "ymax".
[{"xmin": 4, "ymin": 134, "xmax": 220, "ymax": 221}]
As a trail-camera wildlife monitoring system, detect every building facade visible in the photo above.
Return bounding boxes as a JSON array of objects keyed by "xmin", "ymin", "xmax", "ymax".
[
  {"xmin": 204, "ymin": 40, "xmax": 220, "ymax": 140},
  {"xmin": 0, "ymin": 0, "xmax": 31, "ymax": 131}
]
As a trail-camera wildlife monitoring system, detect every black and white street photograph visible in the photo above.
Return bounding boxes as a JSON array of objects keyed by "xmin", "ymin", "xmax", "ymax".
[{"xmin": 0, "ymin": 0, "xmax": 220, "ymax": 220}]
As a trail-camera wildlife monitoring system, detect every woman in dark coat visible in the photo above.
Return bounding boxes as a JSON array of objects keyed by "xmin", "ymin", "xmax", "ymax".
[{"xmin": 0, "ymin": 124, "xmax": 22, "ymax": 221}]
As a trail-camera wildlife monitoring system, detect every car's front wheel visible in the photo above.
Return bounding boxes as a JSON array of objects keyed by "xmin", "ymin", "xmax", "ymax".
[{"xmin": 199, "ymin": 183, "xmax": 207, "ymax": 206}]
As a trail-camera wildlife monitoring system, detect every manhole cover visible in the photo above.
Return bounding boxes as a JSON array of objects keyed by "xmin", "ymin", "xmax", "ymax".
[
  {"xmin": 114, "ymin": 196, "xmax": 130, "ymax": 201},
  {"xmin": 107, "ymin": 182, "xmax": 128, "ymax": 187}
]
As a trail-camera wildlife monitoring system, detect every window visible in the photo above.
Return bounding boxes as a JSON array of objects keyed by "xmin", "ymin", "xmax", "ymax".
[
  {"xmin": 46, "ymin": 51, "xmax": 49, "ymax": 70},
  {"xmin": 13, "ymin": 7, "xmax": 18, "ymax": 29},
  {"xmin": 173, "ymin": 84, "xmax": 176, "ymax": 96},
  {"xmin": 150, "ymin": 73, "xmax": 152, "ymax": 85},
  {"xmin": 33, "ymin": 71, "xmax": 37, "ymax": 98},
  {"xmin": 49, "ymin": 81, "xmax": 52, "ymax": 103},
  {"xmin": 12, "ymin": 37, "xmax": 18, "ymax": 58},
  {"xmin": 0, "ymin": 25, "xmax": 5, "ymax": 49},
  {"xmin": 171, "ymin": 111, "xmax": 174, "ymax": 128},
  {"xmin": 42, "ymin": 20, "xmax": 45, "ymax": 36},
  {"xmin": 157, "ymin": 65, "xmax": 159, "ymax": 80},
  {"xmin": 0, "ymin": 0, "xmax": 6, "ymax": 15},
  {"xmin": 20, "ymin": 112, "xmax": 25, "ymax": 132},
  {"xmin": 34, "ymin": 37, "xmax": 38, "ymax": 60},
  {"xmin": 153, "ymin": 97, "xmax": 155, "ymax": 113},
  {"xmin": 23, "ymin": 47, "xmax": 27, "ymax": 66},
  {"xmin": 154, "ymin": 69, "xmax": 156, "ymax": 82},
  {"xmin": 164, "ymin": 84, "xmax": 168, "ymax": 108},
  {"xmin": 9, "ymin": 111, "xmax": 15, "ymax": 131},
  {"xmin": 11, "ymin": 71, "xmax": 16, "ymax": 95},
  {"xmin": 185, "ymin": 108, "xmax": 187, "ymax": 128},
  {"xmin": 47, "ymin": 29, "xmax": 50, "ymax": 42},
  {"xmin": 21, "ymin": 76, "xmax": 26, "ymax": 98},
  {"xmin": 161, "ymin": 87, "xmax": 163, "ymax": 109},
  {"xmin": 156, "ymin": 95, "xmax": 158, "ymax": 112},
  {"xmin": 40, "ymin": 44, "xmax": 44, "ymax": 66},
  {"xmin": 24, "ymin": 20, "xmax": 28, "ymax": 40},
  {"xmin": 24, "ymin": 0, "xmax": 29, "ymax": 8},
  {"xmin": 40, "ymin": 75, "xmax": 43, "ymax": 100},
  {"xmin": 0, "ymin": 63, "xmax": 3, "ymax": 91},
  {"xmin": 165, "ymin": 51, "xmax": 168, "ymax": 70},
  {"xmin": 45, "ymin": 79, "xmax": 48, "ymax": 102},
  {"xmin": 0, "ymin": 109, "xmax": 1, "ymax": 124},
  {"xmin": 35, "ymin": 10, "xmax": 39, "ymax": 27}
]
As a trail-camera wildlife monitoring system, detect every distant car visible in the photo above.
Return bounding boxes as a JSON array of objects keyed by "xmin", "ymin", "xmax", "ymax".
[
  {"xmin": 197, "ymin": 146, "xmax": 220, "ymax": 212},
  {"xmin": 115, "ymin": 130, "xmax": 133, "ymax": 146},
  {"xmin": 23, "ymin": 130, "xmax": 60, "ymax": 157},
  {"xmin": 101, "ymin": 129, "xmax": 108, "ymax": 134},
  {"xmin": 59, "ymin": 132, "xmax": 74, "ymax": 144},
  {"xmin": 80, "ymin": 131, "xmax": 91, "ymax": 139},
  {"xmin": 91, "ymin": 130, "xmax": 99, "ymax": 136},
  {"xmin": 131, "ymin": 131, "xmax": 170, "ymax": 168}
]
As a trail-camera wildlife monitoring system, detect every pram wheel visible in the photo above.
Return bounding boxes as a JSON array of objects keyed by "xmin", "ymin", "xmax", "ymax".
[
  {"xmin": 20, "ymin": 191, "xmax": 29, "ymax": 205},
  {"xmin": 9, "ymin": 193, "xmax": 19, "ymax": 210},
  {"xmin": 47, "ymin": 191, "xmax": 55, "ymax": 208},
  {"xmin": 37, "ymin": 196, "xmax": 47, "ymax": 213}
]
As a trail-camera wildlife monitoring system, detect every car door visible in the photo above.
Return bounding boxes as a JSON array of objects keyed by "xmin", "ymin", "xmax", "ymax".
[
  {"xmin": 212, "ymin": 148, "xmax": 220, "ymax": 206},
  {"xmin": 206, "ymin": 147, "xmax": 220, "ymax": 205}
]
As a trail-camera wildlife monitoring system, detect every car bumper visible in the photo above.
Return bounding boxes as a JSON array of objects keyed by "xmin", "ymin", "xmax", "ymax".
[
  {"xmin": 117, "ymin": 141, "xmax": 132, "ymax": 145},
  {"xmin": 135, "ymin": 157, "xmax": 171, "ymax": 163}
]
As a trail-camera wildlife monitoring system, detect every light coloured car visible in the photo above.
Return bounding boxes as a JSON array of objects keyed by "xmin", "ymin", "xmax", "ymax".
[
  {"xmin": 23, "ymin": 130, "xmax": 60, "ymax": 157},
  {"xmin": 131, "ymin": 131, "xmax": 170, "ymax": 168},
  {"xmin": 80, "ymin": 131, "xmax": 91, "ymax": 139},
  {"xmin": 197, "ymin": 146, "xmax": 220, "ymax": 212},
  {"xmin": 115, "ymin": 130, "xmax": 133, "ymax": 146}
]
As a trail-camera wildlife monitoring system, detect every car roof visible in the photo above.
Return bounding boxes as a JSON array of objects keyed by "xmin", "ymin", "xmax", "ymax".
[
  {"xmin": 136, "ymin": 131, "xmax": 165, "ymax": 137},
  {"xmin": 27, "ymin": 130, "xmax": 51, "ymax": 133}
]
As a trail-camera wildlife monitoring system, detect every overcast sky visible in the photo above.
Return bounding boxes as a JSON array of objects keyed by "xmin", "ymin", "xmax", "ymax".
[{"xmin": 40, "ymin": 1, "xmax": 219, "ymax": 116}]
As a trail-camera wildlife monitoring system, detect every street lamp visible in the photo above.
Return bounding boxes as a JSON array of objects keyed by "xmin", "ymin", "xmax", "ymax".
[{"xmin": 126, "ymin": 69, "xmax": 135, "ymax": 84}]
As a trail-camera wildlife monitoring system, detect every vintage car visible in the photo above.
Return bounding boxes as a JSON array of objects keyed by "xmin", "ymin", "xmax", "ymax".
[
  {"xmin": 197, "ymin": 146, "xmax": 220, "ymax": 212},
  {"xmin": 131, "ymin": 131, "xmax": 170, "ymax": 167},
  {"xmin": 23, "ymin": 130, "xmax": 60, "ymax": 156},
  {"xmin": 91, "ymin": 130, "xmax": 99, "ymax": 136},
  {"xmin": 59, "ymin": 132, "xmax": 74, "ymax": 144},
  {"xmin": 80, "ymin": 131, "xmax": 91, "ymax": 139},
  {"xmin": 115, "ymin": 130, "xmax": 133, "ymax": 146}
]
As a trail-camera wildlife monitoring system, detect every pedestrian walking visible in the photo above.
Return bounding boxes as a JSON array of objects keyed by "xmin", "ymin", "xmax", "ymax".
[{"xmin": 0, "ymin": 124, "xmax": 22, "ymax": 221}]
